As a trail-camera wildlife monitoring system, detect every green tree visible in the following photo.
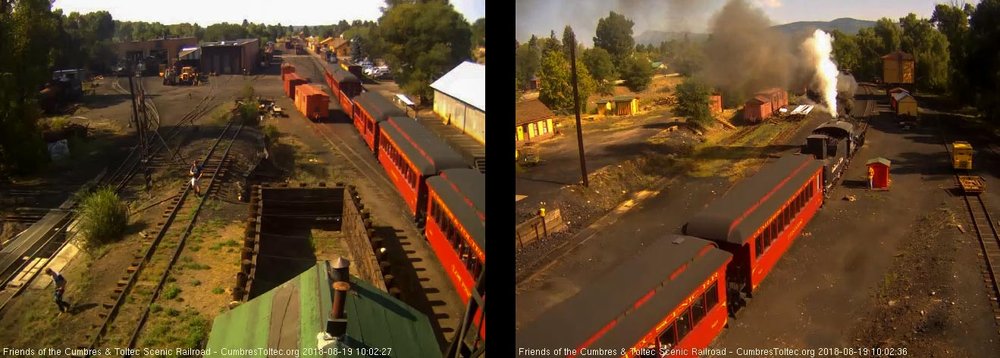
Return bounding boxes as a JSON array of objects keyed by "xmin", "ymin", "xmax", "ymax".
[
  {"xmin": 0, "ymin": 0, "xmax": 59, "ymax": 175},
  {"xmin": 538, "ymin": 49, "xmax": 594, "ymax": 113},
  {"xmin": 471, "ymin": 18, "xmax": 485, "ymax": 48},
  {"xmin": 515, "ymin": 43, "xmax": 541, "ymax": 91},
  {"xmin": 831, "ymin": 30, "xmax": 861, "ymax": 73},
  {"xmin": 932, "ymin": 3, "xmax": 974, "ymax": 97},
  {"xmin": 874, "ymin": 17, "xmax": 903, "ymax": 52},
  {"xmin": 377, "ymin": 0, "xmax": 472, "ymax": 103},
  {"xmin": 594, "ymin": 11, "xmax": 635, "ymax": 67},
  {"xmin": 966, "ymin": 0, "xmax": 1000, "ymax": 121},
  {"xmin": 621, "ymin": 55, "xmax": 653, "ymax": 92},
  {"xmin": 674, "ymin": 78, "xmax": 713, "ymax": 126},
  {"xmin": 899, "ymin": 13, "xmax": 950, "ymax": 91},
  {"xmin": 582, "ymin": 47, "xmax": 615, "ymax": 94},
  {"xmin": 203, "ymin": 22, "xmax": 248, "ymax": 41}
]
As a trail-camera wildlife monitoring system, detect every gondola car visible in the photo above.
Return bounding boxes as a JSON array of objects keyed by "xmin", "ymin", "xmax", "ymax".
[
  {"xmin": 516, "ymin": 236, "xmax": 731, "ymax": 358},
  {"xmin": 425, "ymin": 168, "xmax": 486, "ymax": 337},
  {"xmin": 683, "ymin": 155, "xmax": 823, "ymax": 314},
  {"xmin": 378, "ymin": 117, "xmax": 468, "ymax": 220},
  {"xmin": 352, "ymin": 92, "xmax": 406, "ymax": 151}
]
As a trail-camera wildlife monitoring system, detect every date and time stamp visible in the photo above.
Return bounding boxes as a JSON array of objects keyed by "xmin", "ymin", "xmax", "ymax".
[{"xmin": 518, "ymin": 346, "xmax": 908, "ymax": 357}]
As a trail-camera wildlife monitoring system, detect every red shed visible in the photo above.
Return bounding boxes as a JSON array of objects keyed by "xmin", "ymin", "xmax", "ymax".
[
  {"xmin": 709, "ymin": 93, "xmax": 722, "ymax": 114},
  {"xmin": 866, "ymin": 157, "xmax": 891, "ymax": 190},
  {"xmin": 744, "ymin": 95, "xmax": 772, "ymax": 122}
]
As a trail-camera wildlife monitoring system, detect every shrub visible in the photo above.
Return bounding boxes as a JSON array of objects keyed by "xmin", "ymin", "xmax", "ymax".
[
  {"xmin": 211, "ymin": 287, "xmax": 224, "ymax": 295},
  {"xmin": 164, "ymin": 285, "xmax": 181, "ymax": 299},
  {"xmin": 263, "ymin": 124, "xmax": 280, "ymax": 147},
  {"xmin": 79, "ymin": 187, "xmax": 129, "ymax": 248}
]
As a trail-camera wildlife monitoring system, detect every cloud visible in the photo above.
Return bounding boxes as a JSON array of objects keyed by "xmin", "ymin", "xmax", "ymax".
[{"xmin": 756, "ymin": 0, "xmax": 782, "ymax": 8}]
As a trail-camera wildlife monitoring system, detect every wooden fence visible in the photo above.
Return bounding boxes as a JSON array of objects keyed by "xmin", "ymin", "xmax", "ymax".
[{"xmin": 515, "ymin": 209, "xmax": 567, "ymax": 250}]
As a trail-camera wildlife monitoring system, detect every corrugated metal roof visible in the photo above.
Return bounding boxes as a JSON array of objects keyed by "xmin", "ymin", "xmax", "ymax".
[
  {"xmin": 430, "ymin": 61, "xmax": 485, "ymax": 112},
  {"xmin": 427, "ymin": 169, "xmax": 485, "ymax": 253},
  {"xmin": 517, "ymin": 236, "xmax": 731, "ymax": 354},
  {"xmin": 205, "ymin": 262, "xmax": 440, "ymax": 357},
  {"xmin": 866, "ymin": 157, "xmax": 891, "ymax": 167},
  {"xmin": 892, "ymin": 92, "xmax": 915, "ymax": 102},
  {"xmin": 382, "ymin": 117, "xmax": 468, "ymax": 175},
  {"xmin": 882, "ymin": 50, "xmax": 915, "ymax": 61},
  {"xmin": 684, "ymin": 155, "xmax": 823, "ymax": 245}
]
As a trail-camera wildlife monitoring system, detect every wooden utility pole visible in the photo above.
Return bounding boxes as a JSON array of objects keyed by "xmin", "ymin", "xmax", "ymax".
[{"xmin": 568, "ymin": 38, "xmax": 588, "ymax": 187}]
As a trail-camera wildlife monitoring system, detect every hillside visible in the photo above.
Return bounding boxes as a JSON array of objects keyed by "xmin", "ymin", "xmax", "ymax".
[
  {"xmin": 771, "ymin": 17, "xmax": 876, "ymax": 36},
  {"xmin": 634, "ymin": 31, "xmax": 709, "ymax": 46},
  {"xmin": 633, "ymin": 18, "xmax": 875, "ymax": 45}
]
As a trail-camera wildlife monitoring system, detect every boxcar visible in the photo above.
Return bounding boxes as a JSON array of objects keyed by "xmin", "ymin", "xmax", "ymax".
[
  {"xmin": 280, "ymin": 63, "xmax": 295, "ymax": 81},
  {"xmin": 378, "ymin": 117, "xmax": 467, "ymax": 219},
  {"xmin": 283, "ymin": 72, "xmax": 307, "ymax": 99},
  {"xmin": 516, "ymin": 236, "xmax": 732, "ymax": 358},
  {"xmin": 294, "ymin": 84, "xmax": 330, "ymax": 121},
  {"xmin": 352, "ymin": 92, "xmax": 405, "ymax": 151},
  {"xmin": 325, "ymin": 67, "xmax": 362, "ymax": 112},
  {"xmin": 425, "ymin": 168, "xmax": 485, "ymax": 337},
  {"xmin": 684, "ymin": 155, "xmax": 823, "ymax": 313}
]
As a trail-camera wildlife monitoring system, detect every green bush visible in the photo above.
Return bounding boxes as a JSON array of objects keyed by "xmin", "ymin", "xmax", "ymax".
[
  {"xmin": 164, "ymin": 285, "xmax": 181, "ymax": 299},
  {"xmin": 79, "ymin": 187, "xmax": 129, "ymax": 248},
  {"xmin": 238, "ymin": 101, "xmax": 259, "ymax": 125},
  {"xmin": 263, "ymin": 124, "xmax": 280, "ymax": 147}
]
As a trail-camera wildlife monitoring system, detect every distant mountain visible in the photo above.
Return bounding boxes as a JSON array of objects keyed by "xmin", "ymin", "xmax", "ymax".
[
  {"xmin": 633, "ymin": 18, "xmax": 874, "ymax": 45},
  {"xmin": 634, "ymin": 31, "xmax": 709, "ymax": 46},
  {"xmin": 771, "ymin": 18, "xmax": 876, "ymax": 36}
]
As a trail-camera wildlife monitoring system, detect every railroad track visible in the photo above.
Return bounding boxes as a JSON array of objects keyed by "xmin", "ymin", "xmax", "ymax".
[
  {"xmin": 79, "ymin": 118, "xmax": 244, "ymax": 356},
  {"xmin": 942, "ymin": 135, "xmax": 1000, "ymax": 331},
  {"xmin": 0, "ymin": 75, "xmax": 233, "ymax": 314}
]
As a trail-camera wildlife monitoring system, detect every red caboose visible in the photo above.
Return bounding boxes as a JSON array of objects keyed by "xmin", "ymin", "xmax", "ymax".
[
  {"xmin": 684, "ymin": 155, "xmax": 824, "ymax": 313},
  {"xmin": 352, "ymin": 92, "xmax": 406, "ymax": 151},
  {"xmin": 516, "ymin": 236, "xmax": 732, "ymax": 358}
]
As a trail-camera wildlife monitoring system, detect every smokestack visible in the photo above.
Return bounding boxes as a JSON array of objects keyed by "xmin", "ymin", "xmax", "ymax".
[
  {"xmin": 326, "ymin": 280, "xmax": 350, "ymax": 337},
  {"xmin": 332, "ymin": 256, "xmax": 350, "ymax": 283}
]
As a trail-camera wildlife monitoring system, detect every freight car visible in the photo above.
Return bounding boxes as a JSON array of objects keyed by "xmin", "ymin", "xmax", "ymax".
[{"xmin": 517, "ymin": 236, "xmax": 732, "ymax": 358}]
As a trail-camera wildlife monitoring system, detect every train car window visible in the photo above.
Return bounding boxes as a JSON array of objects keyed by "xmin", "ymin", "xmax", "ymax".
[
  {"xmin": 755, "ymin": 236, "xmax": 763, "ymax": 259},
  {"xmin": 658, "ymin": 323, "xmax": 678, "ymax": 348},
  {"xmin": 706, "ymin": 281, "xmax": 719, "ymax": 309},
  {"xmin": 675, "ymin": 310, "xmax": 692, "ymax": 340},
  {"xmin": 692, "ymin": 293, "xmax": 707, "ymax": 323}
]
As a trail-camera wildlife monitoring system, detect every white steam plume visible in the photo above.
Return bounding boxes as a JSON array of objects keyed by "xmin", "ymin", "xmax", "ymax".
[{"xmin": 804, "ymin": 29, "xmax": 838, "ymax": 118}]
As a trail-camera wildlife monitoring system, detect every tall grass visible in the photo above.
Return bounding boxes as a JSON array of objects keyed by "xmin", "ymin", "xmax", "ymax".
[{"xmin": 79, "ymin": 187, "xmax": 129, "ymax": 247}]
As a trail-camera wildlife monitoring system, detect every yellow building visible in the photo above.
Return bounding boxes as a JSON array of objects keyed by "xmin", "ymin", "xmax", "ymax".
[
  {"xmin": 882, "ymin": 51, "xmax": 915, "ymax": 84},
  {"xmin": 612, "ymin": 96, "xmax": 639, "ymax": 116},
  {"xmin": 516, "ymin": 99, "xmax": 555, "ymax": 144},
  {"xmin": 891, "ymin": 91, "xmax": 917, "ymax": 117}
]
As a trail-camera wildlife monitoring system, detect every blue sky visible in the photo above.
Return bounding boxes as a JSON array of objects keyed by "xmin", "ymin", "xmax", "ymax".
[
  {"xmin": 516, "ymin": 0, "xmax": 978, "ymax": 45},
  {"xmin": 52, "ymin": 0, "xmax": 485, "ymax": 25}
]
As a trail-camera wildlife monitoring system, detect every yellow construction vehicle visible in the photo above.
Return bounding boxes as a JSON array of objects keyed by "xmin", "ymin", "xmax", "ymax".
[{"xmin": 952, "ymin": 141, "xmax": 973, "ymax": 170}]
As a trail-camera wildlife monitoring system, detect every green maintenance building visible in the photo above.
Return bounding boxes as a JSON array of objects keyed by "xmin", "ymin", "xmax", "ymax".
[{"xmin": 204, "ymin": 261, "xmax": 441, "ymax": 357}]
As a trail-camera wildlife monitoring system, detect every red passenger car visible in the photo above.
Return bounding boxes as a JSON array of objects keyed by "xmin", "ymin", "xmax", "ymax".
[
  {"xmin": 684, "ymin": 155, "xmax": 823, "ymax": 312},
  {"xmin": 516, "ymin": 236, "xmax": 732, "ymax": 358},
  {"xmin": 378, "ymin": 117, "xmax": 467, "ymax": 219},
  {"xmin": 352, "ymin": 92, "xmax": 405, "ymax": 151},
  {"xmin": 425, "ymin": 169, "xmax": 485, "ymax": 337},
  {"xmin": 325, "ymin": 67, "xmax": 362, "ymax": 112}
]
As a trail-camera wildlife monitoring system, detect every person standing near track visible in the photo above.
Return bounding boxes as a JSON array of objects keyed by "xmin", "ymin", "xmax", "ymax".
[{"xmin": 45, "ymin": 268, "xmax": 71, "ymax": 314}]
